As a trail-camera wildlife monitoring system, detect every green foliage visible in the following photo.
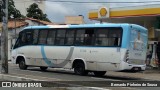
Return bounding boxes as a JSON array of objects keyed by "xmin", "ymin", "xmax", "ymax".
[
  {"xmin": 27, "ymin": 3, "xmax": 50, "ymax": 22},
  {"xmin": 8, "ymin": 0, "xmax": 21, "ymax": 19},
  {"xmin": 0, "ymin": 0, "xmax": 23, "ymax": 22}
]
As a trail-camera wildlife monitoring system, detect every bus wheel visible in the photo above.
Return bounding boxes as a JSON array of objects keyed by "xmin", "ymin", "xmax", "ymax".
[
  {"xmin": 74, "ymin": 62, "xmax": 88, "ymax": 76},
  {"xmin": 94, "ymin": 71, "xmax": 106, "ymax": 77},
  {"xmin": 19, "ymin": 59, "xmax": 27, "ymax": 70},
  {"xmin": 40, "ymin": 67, "xmax": 48, "ymax": 71}
]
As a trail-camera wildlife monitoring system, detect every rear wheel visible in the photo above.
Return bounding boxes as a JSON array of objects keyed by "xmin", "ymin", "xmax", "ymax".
[
  {"xmin": 74, "ymin": 62, "xmax": 88, "ymax": 76},
  {"xmin": 40, "ymin": 67, "xmax": 48, "ymax": 71},
  {"xmin": 94, "ymin": 71, "xmax": 106, "ymax": 77},
  {"xmin": 18, "ymin": 58, "xmax": 27, "ymax": 70}
]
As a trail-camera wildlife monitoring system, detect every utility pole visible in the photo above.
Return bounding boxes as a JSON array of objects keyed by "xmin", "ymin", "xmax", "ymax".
[
  {"xmin": 14, "ymin": 18, "xmax": 16, "ymax": 39},
  {"xmin": 0, "ymin": 0, "xmax": 8, "ymax": 74}
]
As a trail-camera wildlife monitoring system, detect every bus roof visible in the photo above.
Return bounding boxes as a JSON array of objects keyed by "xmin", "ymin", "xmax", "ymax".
[{"xmin": 24, "ymin": 23, "xmax": 147, "ymax": 31}]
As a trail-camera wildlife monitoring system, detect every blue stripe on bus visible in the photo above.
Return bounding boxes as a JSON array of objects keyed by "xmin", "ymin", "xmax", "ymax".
[
  {"xmin": 23, "ymin": 23, "xmax": 147, "ymax": 31},
  {"xmin": 121, "ymin": 26, "xmax": 130, "ymax": 48},
  {"xmin": 68, "ymin": 23, "xmax": 122, "ymax": 28},
  {"xmin": 41, "ymin": 45, "xmax": 54, "ymax": 67}
]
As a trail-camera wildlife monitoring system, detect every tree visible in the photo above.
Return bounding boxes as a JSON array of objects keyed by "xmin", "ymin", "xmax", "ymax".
[
  {"xmin": 27, "ymin": 3, "xmax": 50, "ymax": 22},
  {"xmin": 0, "ymin": 0, "xmax": 22, "ymax": 22}
]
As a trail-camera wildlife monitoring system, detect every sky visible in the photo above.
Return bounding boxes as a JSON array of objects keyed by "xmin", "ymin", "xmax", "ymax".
[{"xmin": 45, "ymin": 0, "xmax": 160, "ymax": 23}]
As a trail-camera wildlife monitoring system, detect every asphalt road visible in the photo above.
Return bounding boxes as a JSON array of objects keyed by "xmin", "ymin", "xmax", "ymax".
[
  {"xmin": 1, "ymin": 63, "xmax": 160, "ymax": 90},
  {"xmin": 8, "ymin": 63, "xmax": 144, "ymax": 81}
]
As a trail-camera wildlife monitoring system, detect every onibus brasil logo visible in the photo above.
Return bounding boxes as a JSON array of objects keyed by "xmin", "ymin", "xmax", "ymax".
[{"xmin": 1, "ymin": 82, "xmax": 42, "ymax": 87}]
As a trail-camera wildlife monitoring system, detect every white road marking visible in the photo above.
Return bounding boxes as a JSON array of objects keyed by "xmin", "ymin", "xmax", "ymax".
[
  {"xmin": 91, "ymin": 77, "xmax": 120, "ymax": 81},
  {"xmin": 87, "ymin": 87, "xmax": 110, "ymax": 90}
]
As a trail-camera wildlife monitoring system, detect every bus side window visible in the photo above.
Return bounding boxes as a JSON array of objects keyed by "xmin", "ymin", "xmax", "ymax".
[
  {"xmin": 95, "ymin": 29, "xmax": 108, "ymax": 46},
  {"xmin": 65, "ymin": 30, "xmax": 75, "ymax": 45},
  {"xmin": 47, "ymin": 30, "xmax": 56, "ymax": 45},
  {"xmin": 38, "ymin": 30, "xmax": 48, "ymax": 45},
  {"xmin": 33, "ymin": 30, "xmax": 39, "ymax": 45},
  {"xmin": 75, "ymin": 30, "xmax": 85, "ymax": 45},
  {"xmin": 55, "ymin": 30, "xmax": 66, "ymax": 45},
  {"xmin": 25, "ymin": 31, "xmax": 33, "ymax": 45},
  {"xmin": 84, "ymin": 29, "xmax": 94, "ymax": 46},
  {"xmin": 109, "ymin": 30, "xmax": 121, "ymax": 46},
  {"xmin": 19, "ymin": 31, "xmax": 33, "ymax": 46}
]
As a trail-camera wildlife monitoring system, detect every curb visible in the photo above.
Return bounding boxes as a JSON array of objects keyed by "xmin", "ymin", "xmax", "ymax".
[
  {"xmin": 0, "ymin": 74, "xmax": 44, "ymax": 81},
  {"xmin": 0, "ymin": 74, "xmax": 109, "ymax": 90}
]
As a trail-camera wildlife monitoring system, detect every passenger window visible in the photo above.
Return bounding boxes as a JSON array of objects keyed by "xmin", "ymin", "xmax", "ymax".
[
  {"xmin": 84, "ymin": 29, "xmax": 94, "ymax": 46},
  {"xmin": 65, "ymin": 30, "xmax": 75, "ymax": 45},
  {"xmin": 109, "ymin": 30, "xmax": 121, "ymax": 46},
  {"xmin": 95, "ymin": 28, "xmax": 122, "ymax": 47},
  {"xmin": 25, "ymin": 31, "xmax": 33, "ymax": 45},
  {"xmin": 33, "ymin": 30, "xmax": 39, "ymax": 44},
  {"xmin": 75, "ymin": 30, "xmax": 85, "ymax": 45},
  {"xmin": 47, "ymin": 30, "xmax": 56, "ymax": 45},
  {"xmin": 55, "ymin": 30, "xmax": 66, "ymax": 45},
  {"xmin": 95, "ymin": 29, "xmax": 108, "ymax": 46},
  {"xmin": 38, "ymin": 30, "xmax": 48, "ymax": 44},
  {"xmin": 21, "ymin": 33, "xmax": 26, "ymax": 44}
]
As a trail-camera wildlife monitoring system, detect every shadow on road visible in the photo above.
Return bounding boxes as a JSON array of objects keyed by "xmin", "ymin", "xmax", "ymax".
[{"xmin": 25, "ymin": 67, "xmax": 143, "ymax": 81}]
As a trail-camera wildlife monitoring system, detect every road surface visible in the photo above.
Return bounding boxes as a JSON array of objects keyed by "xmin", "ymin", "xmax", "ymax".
[{"xmin": 0, "ymin": 62, "xmax": 160, "ymax": 90}]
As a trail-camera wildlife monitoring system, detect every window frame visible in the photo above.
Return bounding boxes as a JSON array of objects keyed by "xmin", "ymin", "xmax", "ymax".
[
  {"xmin": 38, "ymin": 30, "xmax": 48, "ymax": 45},
  {"xmin": 64, "ymin": 29, "xmax": 76, "ymax": 46},
  {"xmin": 94, "ymin": 27, "xmax": 123, "ymax": 47},
  {"xmin": 13, "ymin": 27, "xmax": 123, "ymax": 49},
  {"xmin": 46, "ymin": 29, "xmax": 56, "ymax": 45}
]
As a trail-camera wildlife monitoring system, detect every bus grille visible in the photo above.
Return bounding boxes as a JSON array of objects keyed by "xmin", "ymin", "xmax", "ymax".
[{"xmin": 128, "ymin": 59, "xmax": 145, "ymax": 65}]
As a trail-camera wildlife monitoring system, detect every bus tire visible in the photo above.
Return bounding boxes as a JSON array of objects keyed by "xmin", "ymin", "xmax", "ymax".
[
  {"xmin": 74, "ymin": 62, "xmax": 88, "ymax": 76},
  {"xmin": 18, "ymin": 58, "xmax": 27, "ymax": 70},
  {"xmin": 94, "ymin": 71, "xmax": 106, "ymax": 77},
  {"xmin": 40, "ymin": 67, "xmax": 48, "ymax": 71}
]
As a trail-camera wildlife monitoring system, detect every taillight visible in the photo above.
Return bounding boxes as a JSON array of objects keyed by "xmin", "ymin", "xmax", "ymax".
[{"xmin": 125, "ymin": 50, "xmax": 129, "ymax": 62}]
